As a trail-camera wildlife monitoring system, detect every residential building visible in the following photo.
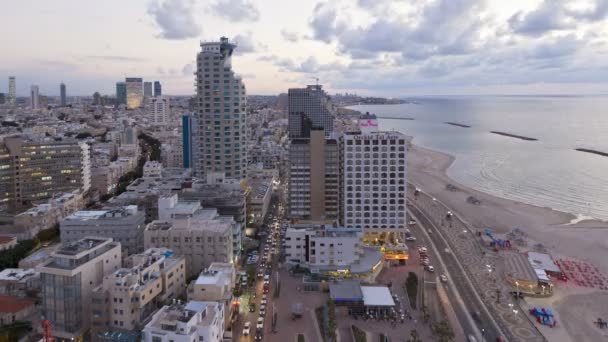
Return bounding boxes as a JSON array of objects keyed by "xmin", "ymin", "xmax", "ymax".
[
  {"xmin": 288, "ymin": 84, "xmax": 335, "ymax": 138},
  {"xmin": 187, "ymin": 262, "xmax": 235, "ymax": 329},
  {"xmin": 0, "ymin": 295, "xmax": 35, "ymax": 326},
  {"xmin": 194, "ymin": 37, "xmax": 247, "ymax": 179},
  {"xmin": 0, "ymin": 268, "xmax": 40, "ymax": 296},
  {"xmin": 90, "ymin": 248, "xmax": 186, "ymax": 340},
  {"xmin": 247, "ymin": 175, "xmax": 273, "ymax": 225},
  {"xmin": 289, "ymin": 129, "xmax": 340, "ymax": 223},
  {"xmin": 7, "ymin": 77, "xmax": 16, "ymax": 105},
  {"xmin": 150, "ymin": 96, "xmax": 170, "ymax": 125},
  {"xmin": 0, "ymin": 136, "xmax": 91, "ymax": 213},
  {"xmin": 30, "ymin": 85, "xmax": 40, "ymax": 109},
  {"xmin": 0, "ymin": 236, "xmax": 17, "ymax": 251},
  {"xmin": 60, "ymin": 206, "xmax": 146, "ymax": 256},
  {"xmin": 143, "ymin": 81, "xmax": 153, "ymax": 98},
  {"xmin": 0, "ymin": 93, "xmax": 5, "ymax": 104},
  {"xmin": 154, "ymin": 81, "xmax": 162, "ymax": 97},
  {"xmin": 161, "ymin": 142, "xmax": 183, "ymax": 168},
  {"xmin": 13, "ymin": 191, "xmax": 85, "ymax": 239},
  {"xmin": 125, "ymin": 77, "xmax": 143, "ymax": 109},
  {"xmin": 142, "ymin": 301, "xmax": 224, "ymax": 342},
  {"xmin": 37, "ymin": 237, "xmax": 122, "ymax": 340},
  {"xmin": 284, "ymin": 225, "xmax": 385, "ymax": 281},
  {"xmin": 180, "ymin": 174, "xmax": 246, "ymax": 256},
  {"xmin": 60, "ymin": 82, "xmax": 67, "ymax": 106},
  {"xmin": 144, "ymin": 195, "xmax": 235, "ymax": 277},
  {"xmin": 116, "ymin": 82, "xmax": 127, "ymax": 105},
  {"xmin": 341, "ymin": 114, "xmax": 408, "ymax": 254}
]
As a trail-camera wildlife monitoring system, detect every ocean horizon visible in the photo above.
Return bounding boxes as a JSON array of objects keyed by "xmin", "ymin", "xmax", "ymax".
[{"xmin": 349, "ymin": 95, "xmax": 608, "ymax": 221}]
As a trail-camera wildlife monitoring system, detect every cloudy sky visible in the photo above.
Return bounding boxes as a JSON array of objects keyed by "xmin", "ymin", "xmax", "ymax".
[{"xmin": 1, "ymin": 0, "xmax": 608, "ymax": 97}]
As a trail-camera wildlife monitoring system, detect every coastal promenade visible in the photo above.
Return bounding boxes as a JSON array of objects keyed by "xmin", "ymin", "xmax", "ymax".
[{"xmin": 407, "ymin": 183, "xmax": 546, "ymax": 342}]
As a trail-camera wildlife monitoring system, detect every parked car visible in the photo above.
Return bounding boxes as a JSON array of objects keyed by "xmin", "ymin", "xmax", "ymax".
[
  {"xmin": 426, "ymin": 265, "xmax": 435, "ymax": 272},
  {"xmin": 256, "ymin": 317, "xmax": 264, "ymax": 329},
  {"xmin": 406, "ymin": 236, "xmax": 417, "ymax": 241},
  {"xmin": 440, "ymin": 274, "xmax": 448, "ymax": 282}
]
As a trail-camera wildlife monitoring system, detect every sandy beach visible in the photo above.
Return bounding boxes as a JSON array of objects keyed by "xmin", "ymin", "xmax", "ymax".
[
  {"xmin": 407, "ymin": 143, "xmax": 608, "ymax": 273},
  {"xmin": 407, "ymin": 143, "xmax": 608, "ymax": 341}
]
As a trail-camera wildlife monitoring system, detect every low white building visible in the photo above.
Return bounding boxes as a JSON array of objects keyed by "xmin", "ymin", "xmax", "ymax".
[
  {"xmin": 284, "ymin": 225, "xmax": 384, "ymax": 280},
  {"xmin": 142, "ymin": 301, "xmax": 224, "ymax": 342}
]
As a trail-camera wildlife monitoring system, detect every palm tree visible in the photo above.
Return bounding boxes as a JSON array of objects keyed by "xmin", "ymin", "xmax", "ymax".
[
  {"xmin": 433, "ymin": 320, "xmax": 455, "ymax": 342},
  {"xmin": 409, "ymin": 329, "xmax": 421, "ymax": 342}
]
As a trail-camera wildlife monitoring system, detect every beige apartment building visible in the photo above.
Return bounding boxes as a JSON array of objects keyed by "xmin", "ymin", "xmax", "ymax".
[
  {"xmin": 37, "ymin": 237, "xmax": 122, "ymax": 341},
  {"xmin": 187, "ymin": 262, "xmax": 236, "ymax": 330},
  {"xmin": 90, "ymin": 248, "xmax": 186, "ymax": 341},
  {"xmin": 289, "ymin": 129, "xmax": 340, "ymax": 223}
]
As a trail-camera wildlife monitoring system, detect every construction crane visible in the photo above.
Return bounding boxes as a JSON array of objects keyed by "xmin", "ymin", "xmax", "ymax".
[{"xmin": 42, "ymin": 319, "xmax": 52, "ymax": 342}]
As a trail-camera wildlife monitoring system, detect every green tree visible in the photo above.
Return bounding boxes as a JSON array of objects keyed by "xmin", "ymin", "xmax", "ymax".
[
  {"xmin": 409, "ymin": 329, "xmax": 421, "ymax": 342},
  {"xmin": 433, "ymin": 320, "xmax": 455, "ymax": 342},
  {"xmin": 327, "ymin": 299, "xmax": 337, "ymax": 342}
]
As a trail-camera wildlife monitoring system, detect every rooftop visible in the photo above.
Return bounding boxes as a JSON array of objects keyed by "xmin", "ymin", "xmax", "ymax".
[
  {"xmin": 330, "ymin": 280, "xmax": 363, "ymax": 301},
  {"xmin": 528, "ymin": 252, "xmax": 561, "ymax": 273},
  {"xmin": 0, "ymin": 268, "xmax": 38, "ymax": 281},
  {"xmin": 0, "ymin": 295, "xmax": 34, "ymax": 313},
  {"xmin": 361, "ymin": 286, "xmax": 395, "ymax": 307}
]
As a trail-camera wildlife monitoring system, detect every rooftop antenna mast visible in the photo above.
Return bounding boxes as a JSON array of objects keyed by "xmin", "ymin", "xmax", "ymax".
[{"xmin": 312, "ymin": 77, "xmax": 320, "ymax": 86}]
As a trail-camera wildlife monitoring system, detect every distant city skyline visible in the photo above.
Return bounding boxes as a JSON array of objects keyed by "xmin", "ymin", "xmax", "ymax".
[{"xmin": 1, "ymin": 0, "xmax": 608, "ymax": 96}]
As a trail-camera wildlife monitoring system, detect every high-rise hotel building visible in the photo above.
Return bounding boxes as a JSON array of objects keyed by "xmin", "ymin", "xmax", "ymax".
[
  {"xmin": 341, "ymin": 113, "xmax": 408, "ymax": 256},
  {"xmin": 194, "ymin": 37, "xmax": 247, "ymax": 180},
  {"xmin": 288, "ymin": 85, "xmax": 334, "ymax": 138}
]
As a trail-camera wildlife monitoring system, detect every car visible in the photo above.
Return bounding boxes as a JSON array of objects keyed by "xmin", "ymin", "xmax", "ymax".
[
  {"xmin": 421, "ymin": 260, "xmax": 430, "ymax": 266},
  {"xmin": 406, "ymin": 236, "xmax": 417, "ymax": 241},
  {"xmin": 440, "ymin": 274, "xmax": 448, "ymax": 282},
  {"xmin": 262, "ymin": 294, "xmax": 267, "ymax": 300},
  {"xmin": 257, "ymin": 272, "xmax": 264, "ymax": 278},
  {"xmin": 409, "ymin": 220, "xmax": 417, "ymax": 225},
  {"xmin": 243, "ymin": 322, "xmax": 251, "ymax": 336},
  {"xmin": 426, "ymin": 265, "xmax": 435, "ymax": 272},
  {"xmin": 249, "ymin": 303, "xmax": 256, "ymax": 312},
  {"xmin": 263, "ymin": 274, "xmax": 270, "ymax": 281},
  {"xmin": 255, "ymin": 329, "xmax": 264, "ymax": 340},
  {"xmin": 256, "ymin": 317, "xmax": 264, "ymax": 329},
  {"xmin": 259, "ymin": 307, "xmax": 266, "ymax": 316},
  {"xmin": 261, "ymin": 299, "xmax": 267, "ymax": 305}
]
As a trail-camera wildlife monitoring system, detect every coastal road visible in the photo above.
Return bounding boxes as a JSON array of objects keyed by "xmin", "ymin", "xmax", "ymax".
[{"xmin": 408, "ymin": 203, "xmax": 504, "ymax": 341}]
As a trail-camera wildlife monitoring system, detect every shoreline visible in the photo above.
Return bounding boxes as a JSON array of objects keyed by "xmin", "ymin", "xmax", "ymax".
[{"xmin": 407, "ymin": 143, "xmax": 608, "ymax": 273}]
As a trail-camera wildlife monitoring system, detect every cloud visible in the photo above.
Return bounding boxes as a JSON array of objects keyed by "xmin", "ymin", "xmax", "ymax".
[
  {"xmin": 148, "ymin": 0, "xmax": 202, "ymax": 40},
  {"xmin": 310, "ymin": 0, "xmax": 485, "ymax": 61},
  {"xmin": 86, "ymin": 55, "xmax": 147, "ymax": 62},
  {"xmin": 182, "ymin": 63, "xmax": 195, "ymax": 76},
  {"xmin": 309, "ymin": 2, "xmax": 344, "ymax": 43},
  {"xmin": 528, "ymin": 35, "xmax": 583, "ymax": 59},
  {"xmin": 509, "ymin": 0, "xmax": 608, "ymax": 36},
  {"xmin": 232, "ymin": 33, "xmax": 264, "ymax": 55},
  {"xmin": 281, "ymin": 29, "xmax": 300, "ymax": 43},
  {"xmin": 212, "ymin": 0, "xmax": 259, "ymax": 22}
]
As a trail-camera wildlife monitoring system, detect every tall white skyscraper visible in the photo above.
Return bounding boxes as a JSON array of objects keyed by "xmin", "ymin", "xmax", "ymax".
[
  {"xmin": 30, "ymin": 85, "xmax": 40, "ymax": 109},
  {"xmin": 8, "ymin": 77, "xmax": 16, "ymax": 105},
  {"xmin": 150, "ymin": 96, "xmax": 170, "ymax": 125},
  {"xmin": 125, "ymin": 77, "xmax": 143, "ymax": 109},
  {"xmin": 194, "ymin": 37, "xmax": 247, "ymax": 179}
]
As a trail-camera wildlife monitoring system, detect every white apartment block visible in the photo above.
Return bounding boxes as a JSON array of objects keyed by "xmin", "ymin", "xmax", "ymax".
[
  {"xmin": 342, "ymin": 131, "xmax": 408, "ymax": 242},
  {"xmin": 150, "ymin": 96, "xmax": 170, "ymax": 125},
  {"xmin": 60, "ymin": 205, "xmax": 146, "ymax": 256},
  {"xmin": 142, "ymin": 301, "xmax": 225, "ymax": 342},
  {"xmin": 284, "ymin": 226, "xmax": 363, "ymax": 268},
  {"xmin": 37, "ymin": 237, "xmax": 122, "ymax": 341},
  {"xmin": 187, "ymin": 262, "xmax": 236, "ymax": 330},
  {"xmin": 91, "ymin": 248, "xmax": 186, "ymax": 340}
]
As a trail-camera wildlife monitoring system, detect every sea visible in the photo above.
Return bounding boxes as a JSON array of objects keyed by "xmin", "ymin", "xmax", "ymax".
[{"xmin": 349, "ymin": 95, "xmax": 608, "ymax": 221}]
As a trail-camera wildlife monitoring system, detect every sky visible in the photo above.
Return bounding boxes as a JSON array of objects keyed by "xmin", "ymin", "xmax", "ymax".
[{"xmin": 1, "ymin": 0, "xmax": 608, "ymax": 97}]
